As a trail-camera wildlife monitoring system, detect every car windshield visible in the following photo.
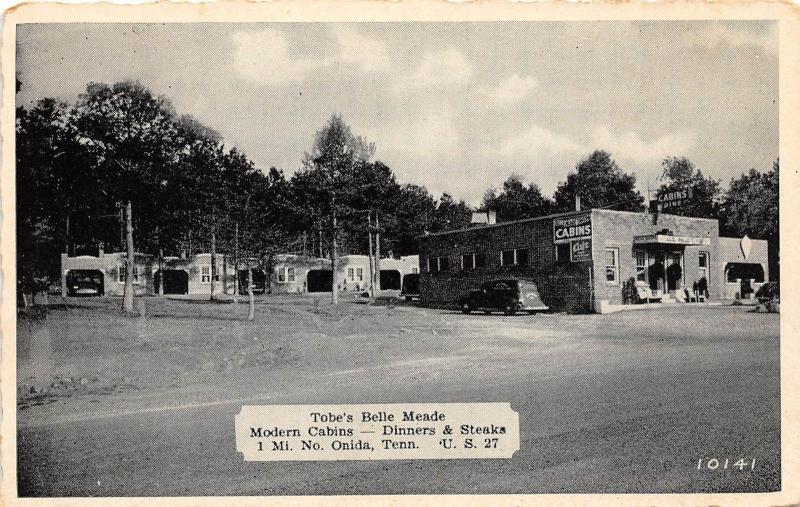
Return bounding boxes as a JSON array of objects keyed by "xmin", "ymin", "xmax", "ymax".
[{"xmin": 485, "ymin": 281, "xmax": 519, "ymax": 292}]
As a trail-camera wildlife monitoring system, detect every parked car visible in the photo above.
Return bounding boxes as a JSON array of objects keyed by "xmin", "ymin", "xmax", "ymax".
[
  {"xmin": 755, "ymin": 281, "xmax": 779, "ymax": 305},
  {"xmin": 67, "ymin": 271, "xmax": 104, "ymax": 297},
  {"xmin": 458, "ymin": 279, "xmax": 548, "ymax": 315},
  {"xmin": 400, "ymin": 273, "xmax": 420, "ymax": 302}
]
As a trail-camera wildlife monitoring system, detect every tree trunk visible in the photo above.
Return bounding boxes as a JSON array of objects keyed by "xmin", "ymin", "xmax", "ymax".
[
  {"xmin": 247, "ymin": 267, "xmax": 255, "ymax": 320},
  {"xmin": 210, "ymin": 228, "xmax": 216, "ymax": 301},
  {"xmin": 123, "ymin": 200, "xmax": 135, "ymax": 313},
  {"xmin": 222, "ymin": 252, "xmax": 228, "ymax": 295},
  {"xmin": 374, "ymin": 211, "xmax": 381, "ymax": 293},
  {"xmin": 158, "ymin": 248, "xmax": 164, "ymax": 296},
  {"xmin": 330, "ymin": 196, "xmax": 338, "ymax": 305},
  {"xmin": 367, "ymin": 211, "xmax": 374, "ymax": 297},
  {"xmin": 233, "ymin": 221, "xmax": 239, "ymax": 304}
]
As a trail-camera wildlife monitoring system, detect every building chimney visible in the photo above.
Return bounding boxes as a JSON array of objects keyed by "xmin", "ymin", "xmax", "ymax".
[
  {"xmin": 487, "ymin": 210, "xmax": 497, "ymax": 225},
  {"xmin": 575, "ymin": 194, "xmax": 581, "ymax": 212}
]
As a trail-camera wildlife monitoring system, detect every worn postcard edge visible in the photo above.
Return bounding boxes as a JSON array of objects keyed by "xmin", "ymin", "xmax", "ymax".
[{"xmin": 1, "ymin": 2, "xmax": 799, "ymax": 506}]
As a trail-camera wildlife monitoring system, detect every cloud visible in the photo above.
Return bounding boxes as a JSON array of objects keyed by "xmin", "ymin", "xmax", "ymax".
[
  {"xmin": 399, "ymin": 48, "xmax": 473, "ymax": 91},
  {"xmin": 333, "ymin": 27, "xmax": 392, "ymax": 73},
  {"xmin": 497, "ymin": 125, "xmax": 583, "ymax": 157},
  {"xmin": 231, "ymin": 27, "xmax": 391, "ymax": 85},
  {"xmin": 231, "ymin": 29, "xmax": 329, "ymax": 85},
  {"xmin": 379, "ymin": 106, "xmax": 461, "ymax": 157},
  {"xmin": 481, "ymin": 73, "xmax": 538, "ymax": 105},
  {"xmin": 685, "ymin": 23, "xmax": 777, "ymax": 55},
  {"xmin": 589, "ymin": 126, "xmax": 697, "ymax": 165}
]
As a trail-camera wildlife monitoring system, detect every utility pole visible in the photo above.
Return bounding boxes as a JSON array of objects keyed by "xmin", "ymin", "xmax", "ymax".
[
  {"xmin": 233, "ymin": 221, "xmax": 239, "ymax": 304},
  {"xmin": 123, "ymin": 200, "xmax": 135, "ymax": 313},
  {"xmin": 367, "ymin": 211, "xmax": 374, "ymax": 297},
  {"xmin": 374, "ymin": 211, "xmax": 381, "ymax": 292}
]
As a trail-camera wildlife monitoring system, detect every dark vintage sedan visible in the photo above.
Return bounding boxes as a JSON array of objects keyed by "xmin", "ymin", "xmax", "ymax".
[{"xmin": 458, "ymin": 279, "xmax": 548, "ymax": 315}]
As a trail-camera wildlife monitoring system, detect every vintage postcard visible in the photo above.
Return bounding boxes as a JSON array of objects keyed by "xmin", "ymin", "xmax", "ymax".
[{"xmin": 2, "ymin": 1, "xmax": 798, "ymax": 506}]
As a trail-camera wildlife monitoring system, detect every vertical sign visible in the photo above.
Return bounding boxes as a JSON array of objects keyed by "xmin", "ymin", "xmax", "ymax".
[{"xmin": 570, "ymin": 238, "xmax": 592, "ymax": 262}]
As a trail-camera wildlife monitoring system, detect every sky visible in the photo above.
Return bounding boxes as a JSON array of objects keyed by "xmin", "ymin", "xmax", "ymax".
[{"xmin": 16, "ymin": 21, "xmax": 778, "ymax": 205}]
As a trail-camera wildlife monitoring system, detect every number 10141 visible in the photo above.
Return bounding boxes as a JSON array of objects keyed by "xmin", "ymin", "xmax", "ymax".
[{"xmin": 697, "ymin": 458, "xmax": 756, "ymax": 471}]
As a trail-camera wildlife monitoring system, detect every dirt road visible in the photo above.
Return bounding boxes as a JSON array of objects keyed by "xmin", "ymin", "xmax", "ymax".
[{"xmin": 16, "ymin": 299, "xmax": 780, "ymax": 495}]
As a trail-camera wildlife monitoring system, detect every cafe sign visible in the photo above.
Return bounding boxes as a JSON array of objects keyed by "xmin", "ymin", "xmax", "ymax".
[
  {"xmin": 553, "ymin": 213, "xmax": 592, "ymax": 244},
  {"xmin": 570, "ymin": 238, "xmax": 592, "ymax": 262}
]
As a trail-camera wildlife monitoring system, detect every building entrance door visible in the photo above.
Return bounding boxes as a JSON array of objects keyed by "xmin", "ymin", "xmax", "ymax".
[{"xmin": 665, "ymin": 251, "xmax": 684, "ymax": 292}]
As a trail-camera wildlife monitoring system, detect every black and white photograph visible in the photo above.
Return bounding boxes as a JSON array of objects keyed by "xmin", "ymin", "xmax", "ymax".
[{"xmin": 3, "ymin": 3, "xmax": 794, "ymax": 504}]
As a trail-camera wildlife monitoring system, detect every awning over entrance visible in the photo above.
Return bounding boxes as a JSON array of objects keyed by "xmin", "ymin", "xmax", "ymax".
[{"xmin": 633, "ymin": 234, "xmax": 710, "ymax": 246}]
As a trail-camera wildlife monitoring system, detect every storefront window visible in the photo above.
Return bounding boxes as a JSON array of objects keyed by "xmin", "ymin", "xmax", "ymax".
[
  {"xmin": 635, "ymin": 251, "xmax": 647, "ymax": 282},
  {"xmin": 698, "ymin": 251, "xmax": 709, "ymax": 281},
  {"xmin": 428, "ymin": 257, "xmax": 438, "ymax": 273},
  {"xmin": 501, "ymin": 250, "xmax": 515, "ymax": 266},
  {"xmin": 501, "ymin": 249, "xmax": 528, "ymax": 266},
  {"xmin": 605, "ymin": 248, "xmax": 619, "ymax": 284},
  {"xmin": 516, "ymin": 249, "xmax": 529, "ymax": 266},
  {"xmin": 555, "ymin": 243, "xmax": 570, "ymax": 264},
  {"xmin": 461, "ymin": 253, "xmax": 475, "ymax": 271}
]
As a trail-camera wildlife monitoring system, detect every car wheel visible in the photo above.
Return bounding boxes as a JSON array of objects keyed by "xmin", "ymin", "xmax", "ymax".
[
  {"xmin": 406, "ymin": 296, "xmax": 412, "ymax": 302},
  {"xmin": 461, "ymin": 303, "xmax": 471, "ymax": 314},
  {"xmin": 484, "ymin": 310, "xmax": 492, "ymax": 315},
  {"xmin": 503, "ymin": 304, "xmax": 516, "ymax": 316}
]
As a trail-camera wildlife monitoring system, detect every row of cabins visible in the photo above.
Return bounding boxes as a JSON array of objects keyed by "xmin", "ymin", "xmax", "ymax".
[
  {"xmin": 60, "ymin": 249, "xmax": 419, "ymax": 297},
  {"xmin": 62, "ymin": 209, "xmax": 769, "ymax": 313}
]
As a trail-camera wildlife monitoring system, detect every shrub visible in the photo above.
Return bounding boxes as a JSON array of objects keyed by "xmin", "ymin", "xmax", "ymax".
[{"xmin": 622, "ymin": 277, "xmax": 640, "ymax": 305}]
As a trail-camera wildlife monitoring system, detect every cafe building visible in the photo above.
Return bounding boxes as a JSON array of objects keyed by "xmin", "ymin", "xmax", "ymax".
[{"xmin": 418, "ymin": 209, "xmax": 768, "ymax": 313}]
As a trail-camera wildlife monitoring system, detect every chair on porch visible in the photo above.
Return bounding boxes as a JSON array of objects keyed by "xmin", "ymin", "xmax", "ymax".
[{"xmin": 635, "ymin": 281, "xmax": 662, "ymax": 303}]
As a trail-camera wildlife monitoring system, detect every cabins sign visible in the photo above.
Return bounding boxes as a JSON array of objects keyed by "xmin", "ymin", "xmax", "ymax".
[
  {"xmin": 657, "ymin": 186, "xmax": 694, "ymax": 210},
  {"xmin": 553, "ymin": 213, "xmax": 592, "ymax": 244}
]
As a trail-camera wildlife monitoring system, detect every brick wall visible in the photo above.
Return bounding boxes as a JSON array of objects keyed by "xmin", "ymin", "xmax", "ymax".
[
  {"xmin": 419, "ymin": 210, "xmax": 726, "ymax": 313},
  {"xmin": 590, "ymin": 210, "xmax": 720, "ymax": 304},
  {"xmin": 419, "ymin": 213, "xmax": 594, "ymax": 312}
]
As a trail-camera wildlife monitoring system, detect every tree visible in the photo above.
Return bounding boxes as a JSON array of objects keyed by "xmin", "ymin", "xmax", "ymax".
[
  {"xmin": 655, "ymin": 157, "xmax": 721, "ymax": 218},
  {"xmin": 430, "ymin": 193, "xmax": 472, "ymax": 233},
  {"xmin": 386, "ymin": 184, "xmax": 437, "ymax": 257},
  {"xmin": 721, "ymin": 160, "xmax": 779, "ymax": 280},
  {"xmin": 553, "ymin": 150, "xmax": 645, "ymax": 213},
  {"xmin": 16, "ymin": 98, "xmax": 90, "ymax": 302},
  {"xmin": 299, "ymin": 114, "xmax": 375, "ymax": 304},
  {"xmin": 482, "ymin": 174, "xmax": 551, "ymax": 222},
  {"xmin": 72, "ymin": 81, "xmax": 180, "ymax": 311}
]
